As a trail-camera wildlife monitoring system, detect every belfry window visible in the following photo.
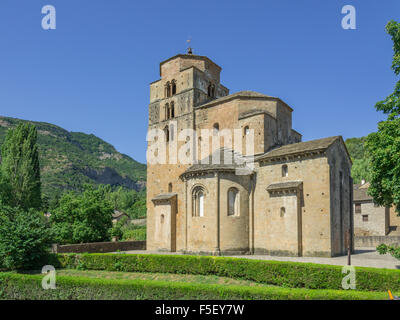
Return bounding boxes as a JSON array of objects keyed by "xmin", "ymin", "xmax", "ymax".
[
  {"xmin": 228, "ymin": 188, "xmax": 239, "ymax": 216},
  {"xmin": 244, "ymin": 126, "xmax": 250, "ymax": 135},
  {"xmin": 165, "ymin": 82, "xmax": 171, "ymax": 98},
  {"xmin": 207, "ymin": 83, "xmax": 216, "ymax": 98},
  {"xmin": 193, "ymin": 187, "xmax": 205, "ymax": 217},
  {"xmin": 170, "ymin": 101, "xmax": 175, "ymax": 118},
  {"xmin": 171, "ymin": 80, "xmax": 177, "ymax": 95},
  {"xmin": 165, "ymin": 103, "xmax": 170, "ymax": 120}
]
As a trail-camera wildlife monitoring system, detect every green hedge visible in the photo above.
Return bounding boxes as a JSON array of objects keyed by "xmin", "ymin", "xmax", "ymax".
[
  {"xmin": 0, "ymin": 272, "xmax": 389, "ymax": 300},
  {"xmin": 49, "ymin": 253, "xmax": 400, "ymax": 292}
]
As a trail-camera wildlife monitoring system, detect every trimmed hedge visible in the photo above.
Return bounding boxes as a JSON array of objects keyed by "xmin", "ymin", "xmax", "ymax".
[
  {"xmin": 48, "ymin": 253, "xmax": 400, "ymax": 292},
  {"xmin": 0, "ymin": 272, "xmax": 389, "ymax": 300}
]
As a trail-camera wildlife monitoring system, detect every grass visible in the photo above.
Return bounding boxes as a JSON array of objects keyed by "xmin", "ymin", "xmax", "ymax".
[
  {"xmin": 0, "ymin": 271, "xmax": 394, "ymax": 300},
  {"xmin": 56, "ymin": 269, "xmax": 274, "ymax": 287}
]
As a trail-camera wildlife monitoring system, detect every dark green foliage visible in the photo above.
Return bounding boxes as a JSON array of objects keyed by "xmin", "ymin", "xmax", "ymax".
[
  {"xmin": 377, "ymin": 243, "xmax": 400, "ymax": 260},
  {"xmin": 121, "ymin": 225, "xmax": 146, "ymax": 241},
  {"xmin": 365, "ymin": 21, "xmax": 400, "ymax": 213},
  {"xmin": 0, "ymin": 272, "xmax": 390, "ymax": 300},
  {"xmin": 51, "ymin": 253, "xmax": 400, "ymax": 292},
  {"xmin": 0, "ymin": 123, "xmax": 41, "ymax": 210},
  {"xmin": 105, "ymin": 187, "xmax": 146, "ymax": 219},
  {"xmin": 0, "ymin": 205, "xmax": 52, "ymax": 270},
  {"xmin": 50, "ymin": 185, "xmax": 113, "ymax": 244},
  {"xmin": 344, "ymin": 137, "xmax": 371, "ymax": 184},
  {"xmin": 0, "ymin": 116, "xmax": 146, "ymax": 204}
]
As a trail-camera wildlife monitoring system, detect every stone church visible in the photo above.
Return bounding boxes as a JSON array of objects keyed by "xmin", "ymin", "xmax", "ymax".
[{"xmin": 146, "ymin": 51, "xmax": 353, "ymax": 257}]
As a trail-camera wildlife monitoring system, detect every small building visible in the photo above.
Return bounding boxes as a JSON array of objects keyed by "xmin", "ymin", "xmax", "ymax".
[
  {"xmin": 112, "ymin": 211, "xmax": 129, "ymax": 224},
  {"xmin": 353, "ymin": 182, "xmax": 389, "ymax": 236}
]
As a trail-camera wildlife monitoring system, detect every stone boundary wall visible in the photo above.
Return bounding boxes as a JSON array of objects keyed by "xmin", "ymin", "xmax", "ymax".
[
  {"xmin": 355, "ymin": 236, "xmax": 400, "ymax": 248},
  {"xmin": 53, "ymin": 241, "xmax": 146, "ymax": 254}
]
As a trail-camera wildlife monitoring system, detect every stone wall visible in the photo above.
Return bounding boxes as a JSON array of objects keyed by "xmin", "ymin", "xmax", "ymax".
[
  {"xmin": 354, "ymin": 202, "xmax": 389, "ymax": 236},
  {"xmin": 54, "ymin": 241, "xmax": 146, "ymax": 254},
  {"xmin": 355, "ymin": 236, "xmax": 400, "ymax": 248}
]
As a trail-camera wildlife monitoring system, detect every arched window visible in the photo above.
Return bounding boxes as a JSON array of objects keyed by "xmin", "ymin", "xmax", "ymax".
[
  {"xmin": 170, "ymin": 101, "xmax": 175, "ymax": 118},
  {"xmin": 165, "ymin": 103, "xmax": 169, "ymax": 120},
  {"xmin": 244, "ymin": 126, "xmax": 250, "ymax": 135},
  {"xmin": 228, "ymin": 188, "xmax": 239, "ymax": 216},
  {"xmin": 171, "ymin": 80, "xmax": 176, "ymax": 95},
  {"xmin": 161, "ymin": 214, "xmax": 165, "ymax": 224},
  {"xmin": 280, "ymin": 207, "xmax": 285, "ymax": 217},
  {"xmin": 213, "ymin": 123, "xmax": 219, "ymax": 136},
  {"xmin": 165, "ymin": 82, "xmax": 171, "ymax": 98},
  {"xmin": 207, "ymin": 83, "xmax": 215, "ymax": 98},
  {"xmin": 164, "ymin": 125, "xmax": 169, "ymax": 143},
  {"xmin": 282, "ymin": 165, "xmax": 288, "ymax": 177},
  {"xmin": 193, "ymin": 187, "xmax": 205, "ymax": 217},
  {"xmin": 168, "ymin": 183, "xmax": 173, "ymax": 193}
]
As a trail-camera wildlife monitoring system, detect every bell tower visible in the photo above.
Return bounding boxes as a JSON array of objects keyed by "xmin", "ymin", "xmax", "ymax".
[{"xmin": 146, "ymin": 52, "xmax": 229, "ymax": 252}]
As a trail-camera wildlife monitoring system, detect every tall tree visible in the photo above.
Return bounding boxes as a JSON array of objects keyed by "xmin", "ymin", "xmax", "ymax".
[
  {"xmin": 0, "ymin": 123, "xmax": 42, "ymax": 210},
  {"xmin": 366, "ymin": 20, "xmax": 400, "ymax": 213}
]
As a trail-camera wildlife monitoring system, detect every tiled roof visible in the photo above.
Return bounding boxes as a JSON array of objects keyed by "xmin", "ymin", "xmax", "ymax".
[
  {"xmin": 182, "ymin": 148, "xmax": 252, "ymax": 176},
  {"xmin": 256, "ymin": 136, "xmax": 341, "ymax": 161},
  {"xmin": 196, "ymin": 90, "xmax": 292, "ymax": 111},
  {"xmin": 353, "ymin": 183, "xmax": 373, "ymax": 202},
  {"xmin": 266, "ymin": 181, "xmax": 303, "ymax": 192}
]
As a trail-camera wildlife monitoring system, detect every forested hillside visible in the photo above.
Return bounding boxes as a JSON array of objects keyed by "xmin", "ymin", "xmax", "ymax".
[{"xmin": 0, "ymin": 116, "xmax": 146, "ymax": 202}]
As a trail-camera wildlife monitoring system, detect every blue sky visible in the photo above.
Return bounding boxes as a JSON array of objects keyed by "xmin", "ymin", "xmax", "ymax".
[{"xmin": 0, "ymin": 0, "xmax": 399, "ymax": 163}]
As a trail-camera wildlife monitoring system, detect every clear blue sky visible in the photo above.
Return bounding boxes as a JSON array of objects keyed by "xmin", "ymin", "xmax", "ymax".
[{"xmin": 0, "ymin": 0, "xmax": 399, "ymax": 163}]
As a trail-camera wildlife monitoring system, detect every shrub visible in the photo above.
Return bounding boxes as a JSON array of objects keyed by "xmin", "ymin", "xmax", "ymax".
[
  {"xmin": 52, "ymin": 253, "xmax": 400, "ymax": 292},
  {"xmin": 0, "ymin": 205, "xmax": 52, "ymax": 270},
  {"xmin": 50, "ymin": 185, "xmax": 113, "ymax": 244},
  {"xmin": 121, "ymin": 226, "xmax": 146, "ymax": 241},
  {"xmin": 377, "ymin": 243, "xmax": 400, "ymax": 260},
  {"xmin": 0, "ymin": 272, "xmax": 390, "ymax": 300}
]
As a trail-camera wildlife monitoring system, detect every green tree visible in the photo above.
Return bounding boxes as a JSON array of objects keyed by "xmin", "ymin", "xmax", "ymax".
[
  {"xmin": 0, "ymin": 204, "xmax": 52, "ymax": 270},
  {"xmin": 0, "ymin": 123, "xmax": 41, "ymax": 210},
  {"xmin": 50, "ymin": 185, "xmax": 113, "ymax": 244},
  {"xmin": 366, "ymin": 20, "xmax": 400, "ymax": 213}
]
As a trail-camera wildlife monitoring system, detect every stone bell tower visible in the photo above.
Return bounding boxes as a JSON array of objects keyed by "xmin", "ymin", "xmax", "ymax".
[{"xmin": 146, "ymin": 50, "xmax": 229, "ymax": 252}]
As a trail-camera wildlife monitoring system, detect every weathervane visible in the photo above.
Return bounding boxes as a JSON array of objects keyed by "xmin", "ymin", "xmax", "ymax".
[{"xmin": 186, "ymin": 38, "xmax": 193, "ymax": 54}]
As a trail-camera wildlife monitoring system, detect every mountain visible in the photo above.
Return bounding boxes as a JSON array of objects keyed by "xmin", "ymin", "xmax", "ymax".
[{"xmin": 0, "ymin": 116, "xmax": 146, "ymax": 199}]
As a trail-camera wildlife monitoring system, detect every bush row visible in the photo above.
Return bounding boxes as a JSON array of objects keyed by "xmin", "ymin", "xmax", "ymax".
[
  {"xmin": 0, "ymin": 272, "xmax": 389, "ymax": 300},
  {"xmin": 49, "ymin": 253, "xmax": 400, "ymax": 292}
]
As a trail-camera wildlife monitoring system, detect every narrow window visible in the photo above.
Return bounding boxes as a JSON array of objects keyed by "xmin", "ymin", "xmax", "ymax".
[
  {"xmin": 198, "ymin": 191, "xmax": 204, "ymax": 217},
  {"xmin": 165, "ymin": 103, "xmax": 169, "ymax": 120},
  {"xmin": 244, "ymin": 126, "xmax": 250, "ymax": 135},
  {"xmin": 282, "ymin": 165, "xmax": 288, "ymax": 177},
  {"xmin": 170, "ymin": 101, "xmax": 175, "ymax": 118},
  {"xmin": 165, "ymin": 82, "xmax": 171, "ymax": 98},
  {"xmin": 164, "ymin": 126, "xmax": 169, "ymax": 143},
  {"xmin": 228, "ymin": 188, "xmax": 239, "ymax": 216},
  {"xmin": 168, "ymin": 183, "xmax": 172, "ymax": 193},
  {"xmin": 193, "ymin": 187, "xmax": 205, "ymax": 217},
  {"xmin": 160, "ymin": 214, "xmax": 165, "ymax": 224},
  {"xmin": 355, "ymin": 203, "xmax": 361, "ymax": 214},
  {"xmin": 280, "ymin": 207, "xmax": 285, "ymax": 217},
  {"xmin": 172, "ymin": 81, "xmax": 176, "ymax": 95}
]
